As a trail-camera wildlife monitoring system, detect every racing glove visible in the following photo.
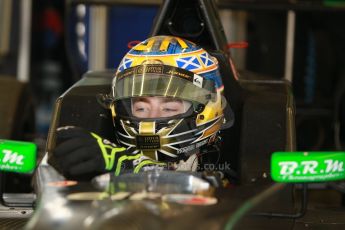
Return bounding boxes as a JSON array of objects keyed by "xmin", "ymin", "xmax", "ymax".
[{"xmin": 52, "ymin": 126, "xmax": 166, "ymax": 179}]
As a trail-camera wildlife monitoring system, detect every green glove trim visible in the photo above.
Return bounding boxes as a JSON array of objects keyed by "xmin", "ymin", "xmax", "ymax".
[
  {"xmin": 91, "ymin": 133, "xmax": 126, "ymax": 170},
  {"xmin": 90, "ymin": 133, "xmax": 167, "ymax": 176},
  {"xmin": 115, "ymin": 154, "xmax": 142, "ymax": 176},
  {"xmin": 133, "ymin": 160, "xmax": 167, "ymax": 173}
]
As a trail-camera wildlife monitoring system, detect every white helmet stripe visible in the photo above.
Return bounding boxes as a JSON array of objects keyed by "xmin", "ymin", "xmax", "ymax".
[
  {"xmin": 118, "ymin": 131, "xmax": 135, "ymax": 139},
  {"xmin": 159, "ymin": 149, "xmax": 178, "ymax": 158},
  {"xmin": 163, "ymin": 128, "xmax": 198, "ymax": 138},
  {"xmin": 195, "ymin": 117, "xmax": 222, "ymax": 135},
  {"xmin": 118, "ymin": 140, "xmax": 136, "ymax": 147},
  {"xmin": 164, "ymin": 137, "xmax": 196, "ymax": 146}
]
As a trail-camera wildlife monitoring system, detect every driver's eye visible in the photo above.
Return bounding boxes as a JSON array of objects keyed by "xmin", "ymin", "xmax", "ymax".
[
  {"xmin": 162, "ymin": 108, "xmax": 177, "ymax": 112},
  {"xmin": 133, "ymin": 106, "xmax": 149, "ymax": 113},
  {"xmin": 132, "ymin": 98, "xmax": 185, "ymax": 118},
  {"xmin": 134, "ymin": 107, "xmax": 145, "ymax": 112}
]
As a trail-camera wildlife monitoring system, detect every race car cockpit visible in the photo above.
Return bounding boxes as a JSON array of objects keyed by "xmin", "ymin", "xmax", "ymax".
[
  {"xmin": 31, "ymin": 0, "xmax": 296, "ymax": 228},
  {"xmin": 45, "ymin": 0, "xmax": 295, "ymax": 185}
]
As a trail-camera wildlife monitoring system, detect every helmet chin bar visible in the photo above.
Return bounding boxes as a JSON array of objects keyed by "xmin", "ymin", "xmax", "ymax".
[
  {"xmin": 109, "ymin": 91, "xmax": 227, "ymax": 162},
  {"xmin": 115, "ymin": 113, "xmax": 224, "ymax": 162}
]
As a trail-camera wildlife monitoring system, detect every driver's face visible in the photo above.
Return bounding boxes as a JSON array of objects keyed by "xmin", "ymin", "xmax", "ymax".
[{"xmin": 132, "ymin": 97, "xmax": 185, "ymax": 118}]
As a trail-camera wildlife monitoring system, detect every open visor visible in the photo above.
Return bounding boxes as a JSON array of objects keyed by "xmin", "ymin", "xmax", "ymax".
[{"xmin": 112, "ymin": 64, "xmax": 217, "ymax": 106}]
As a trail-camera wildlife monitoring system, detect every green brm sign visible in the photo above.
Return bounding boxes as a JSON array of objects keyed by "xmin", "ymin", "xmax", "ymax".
[
  {"xmin": 0, "ymin": 140, "xmax": 37, "ymax": 174},
  {"xmin": 271, "ymin": 152, "xmax": 345, "ymax": 183}
]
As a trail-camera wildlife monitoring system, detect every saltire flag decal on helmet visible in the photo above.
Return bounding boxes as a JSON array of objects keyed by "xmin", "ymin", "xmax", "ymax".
[
  {"xmin": 200, "ymin": 52, "xmax": 215, "ymax": 67},
  {"xmin": 176, "ymin": 56, "xmax": 202, "ymax": 71},
  {"xmin": 118, "ymin": 58, "xmax": 133, "ymax": 72}
]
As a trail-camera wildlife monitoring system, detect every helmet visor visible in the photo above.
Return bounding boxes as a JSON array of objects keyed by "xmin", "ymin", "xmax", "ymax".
[{"xmin": 112, "ymin": 65, "xmax": 216, "ymax": 106}]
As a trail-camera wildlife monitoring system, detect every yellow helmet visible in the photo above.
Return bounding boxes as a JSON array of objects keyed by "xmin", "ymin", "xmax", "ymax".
[{"xmin": 110, "ymin": 36, "xmax": 232, "ymax": 162}]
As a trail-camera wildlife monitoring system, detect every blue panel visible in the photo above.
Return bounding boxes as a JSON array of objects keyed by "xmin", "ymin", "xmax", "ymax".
[{"xmin": 106, "ymin": 6, "xmax": 158, "ymax": 69}]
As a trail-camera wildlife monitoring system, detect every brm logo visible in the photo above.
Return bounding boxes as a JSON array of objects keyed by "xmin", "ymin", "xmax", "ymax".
[
  {"xmin": 1, "ymin": 149, "xmax": 24, "ymax": 165},
  {"xmin": 271, "ymin": 152, "xmax": 345, "ymax": 183},
  {"xmin": 324, "ymin": 159, "xmax": 344, "ymax": 173},
  {"xmin": 279, "ymin": 159, "xmax": 344, "ymax": 175}
]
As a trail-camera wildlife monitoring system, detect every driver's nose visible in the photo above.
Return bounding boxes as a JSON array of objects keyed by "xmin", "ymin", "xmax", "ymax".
[{"xmin": 147, "ymin": 108, "xmax": 161, "ymax": 118}]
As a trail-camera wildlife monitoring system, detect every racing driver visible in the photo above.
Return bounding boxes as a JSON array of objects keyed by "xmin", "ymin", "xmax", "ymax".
[{"xmin": 52, "ymin": 36, "xmax": 234, "ymax": 180}]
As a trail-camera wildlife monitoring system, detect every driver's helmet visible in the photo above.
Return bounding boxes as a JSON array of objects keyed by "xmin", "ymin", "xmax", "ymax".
[{"xmin": 110, "ymin": 36, "xmax": 233, "ymax": 164}]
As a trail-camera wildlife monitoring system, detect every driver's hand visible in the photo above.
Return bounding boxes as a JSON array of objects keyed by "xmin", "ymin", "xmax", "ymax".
[{"xmin": 53, "ymin": 126, "xmax": 166, "ymax": 179}]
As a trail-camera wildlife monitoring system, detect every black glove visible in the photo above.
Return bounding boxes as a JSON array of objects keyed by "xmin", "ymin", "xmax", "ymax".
[{"xmin": 53, "ymin": 126, "xmax": 166, "ymax": 179}]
